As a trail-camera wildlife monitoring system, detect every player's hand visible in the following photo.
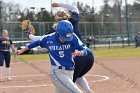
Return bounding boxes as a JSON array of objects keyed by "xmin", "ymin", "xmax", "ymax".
[
  {"xmin": 16, "ymin": 50, "xmax": 21, "ymax": 56},
  {"xmin": 72, "ymin": 50, "xmax": 84, "ymax": 58},
  {"xmin": 52, "ymin": 3, "xmax": 59, "ymax": 7}
]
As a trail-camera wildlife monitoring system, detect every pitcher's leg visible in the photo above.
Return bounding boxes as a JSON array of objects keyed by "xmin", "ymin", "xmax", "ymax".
[{"xmin": 76, "ymin": 76, "xmax": 94, "ymax": 93}]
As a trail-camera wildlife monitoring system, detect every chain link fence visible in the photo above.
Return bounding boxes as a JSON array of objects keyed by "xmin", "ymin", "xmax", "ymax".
[{"xmin": 1, "ymin": 22, "xmax": 140, "ymax": 48}]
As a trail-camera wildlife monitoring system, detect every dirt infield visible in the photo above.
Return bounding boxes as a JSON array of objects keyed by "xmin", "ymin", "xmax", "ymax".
[{"xmin": 0, "ymin": 58, "xmax": 140, "ymax": 93}]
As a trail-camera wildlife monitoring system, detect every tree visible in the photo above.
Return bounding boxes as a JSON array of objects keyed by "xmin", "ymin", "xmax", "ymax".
[
  {"xmin": 36, "ymin": 9, "xmax": 53, "ymax": 22},
  {"xmin": 25, "ymin": 9, "xmax": 35, "ymax": 21},
  {"xmin": 77, "ymin": 2, "xmax": 95, "ymax": 22},
  {"xmin": 135, "ymin": 0, "xmax": 140, "ymax": 3},
  {"xmin": 132, "ymin": 1, "xmax": 140, "ymax": 21},
  {"xmin": 2, "ymin": 1, "xmax": 21, "ymax": 21},
  {"xmin": 112, "ymin": 0, "xmax": 123, "ymax": 37}
]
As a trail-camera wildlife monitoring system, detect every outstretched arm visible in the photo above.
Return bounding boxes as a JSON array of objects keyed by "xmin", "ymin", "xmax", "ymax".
[
  {"xmin": 16, "ymin": 47, "xmax": 29, "ymax": 55},
  {"xmin": 52, "ymin": 3, "xmax": 79, "ymax": 14},
  {"xmin": 16, "ymin": 40, "xmax": 41, "ymax": 55},
  {"xmin": 29, "ymin": 34, "xmax": 43, "ymax": 42},
  {"xmin": 20, "ymin": 19, "xmax": 44, "ymax": 41}
]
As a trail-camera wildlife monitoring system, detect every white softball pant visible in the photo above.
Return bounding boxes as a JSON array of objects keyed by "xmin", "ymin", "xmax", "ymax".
[{"xmin": 50, "ymin": 66, "xmax": 83, "ymax": 93}]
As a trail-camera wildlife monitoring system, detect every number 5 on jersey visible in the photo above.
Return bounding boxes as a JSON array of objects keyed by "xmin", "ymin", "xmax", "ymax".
[{"xmin": 59, "ymin": 51, "xmax": 64, "ymax": 58}]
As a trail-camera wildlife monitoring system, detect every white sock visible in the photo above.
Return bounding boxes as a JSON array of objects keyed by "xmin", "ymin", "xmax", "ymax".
[
  {"xmin": 75, "ymin": 76, "xmax": 90, "ymax": 92},
  {"xmin": 0, "ymin": 66, "xmax": 2, "ymax": 78},
  {"xmin": 6, "ymin": 67, "xmax": 11, "ymax": 78}
]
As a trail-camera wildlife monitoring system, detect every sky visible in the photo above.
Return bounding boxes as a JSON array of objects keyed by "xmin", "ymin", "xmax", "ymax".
[{"xmin": 3, "ymin": 0, "xmax": 135, "ymax": 13}]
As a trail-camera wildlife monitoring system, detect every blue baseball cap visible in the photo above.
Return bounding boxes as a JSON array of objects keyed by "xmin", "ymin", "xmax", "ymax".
[{"xmin": 56, "ymin": 20, "xmax": 74, "ymax": 42}]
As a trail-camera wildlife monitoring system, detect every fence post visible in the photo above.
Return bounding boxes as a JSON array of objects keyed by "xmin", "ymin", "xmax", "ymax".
[
  {"xmin": 0, "ymin": 1, "xmax": 2, "ymax": 32},
  {"xmin": 125, "ymin": 0, "xmax": 130, "ymax": 46}
]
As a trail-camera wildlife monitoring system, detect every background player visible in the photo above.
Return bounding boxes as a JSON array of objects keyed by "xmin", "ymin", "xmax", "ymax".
[
  {"xmin": 17, "ymin": 20, "xmax": 87, "ymax": 93},
  {"xmin": 0, "ymin": 30, "xmax": 16, "ymax": 81}
]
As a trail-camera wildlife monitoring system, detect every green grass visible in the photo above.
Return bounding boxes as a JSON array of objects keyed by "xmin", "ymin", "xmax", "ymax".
[
  {"xmin": 11, "ymin": 54, "xmax": 50, "ymax": 62},
  {"xmin": 11, "ymin": 47, "xmax": 140, "ymax": 62},
  {"xmin": 19, "ymin": 54, "xmax": 49, "ymax": 61},
  {"xmin": 93, "ymin": 47, "xmax": 140, "ymax": 58}
]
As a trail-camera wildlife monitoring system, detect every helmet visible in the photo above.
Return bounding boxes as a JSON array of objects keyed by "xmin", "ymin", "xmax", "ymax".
[{"xmin": 56, "ymin": 20, "xmax": 73, "ymax": 42}]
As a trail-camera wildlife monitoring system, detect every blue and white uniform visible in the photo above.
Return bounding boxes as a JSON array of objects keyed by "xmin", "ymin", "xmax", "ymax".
[
  {"xmin": 28, "ymin": 32, "xmax": 86, "ymax": 93},
  {"xmin": 0, "ymin": 37, "xmax": 12, "ymax": 67}
]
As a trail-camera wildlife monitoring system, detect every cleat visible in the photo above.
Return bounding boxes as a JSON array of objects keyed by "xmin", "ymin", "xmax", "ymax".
[{"xmin": 7, "ymin": 77, "xmax": 12, "ymax": 81}]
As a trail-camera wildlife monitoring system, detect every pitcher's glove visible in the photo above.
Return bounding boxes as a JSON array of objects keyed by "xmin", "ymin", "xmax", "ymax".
[{"xmin": 20, "ymin": 19, "xmax": 35, "ymax": 38}]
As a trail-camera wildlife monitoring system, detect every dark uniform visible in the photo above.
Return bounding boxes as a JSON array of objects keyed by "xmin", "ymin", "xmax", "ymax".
[
  {"xmin": 69, "ymin": 11, "xmax": 94, "ymax": 82},
  {"xmin": 0, "ymin": 37, "xmax": 13, "ymax": 68},
  {"xmin": 69, "ymin": 12, "xmax": 83, "ymax": 41},
  {"xmin": 73, "ymin": 48, "xmax": 94, "ymax": 82}
]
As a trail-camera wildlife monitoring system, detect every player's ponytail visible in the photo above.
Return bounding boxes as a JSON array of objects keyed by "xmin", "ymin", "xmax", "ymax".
[{"xmin": 56, "ymin": 10, "xmax": 70, "ymax": 21}]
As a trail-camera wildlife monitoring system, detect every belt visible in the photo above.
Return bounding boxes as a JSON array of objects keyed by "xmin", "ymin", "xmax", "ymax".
[{"xmin": 52, "ymin": 66, "xmax": 75, "ymax": 71}]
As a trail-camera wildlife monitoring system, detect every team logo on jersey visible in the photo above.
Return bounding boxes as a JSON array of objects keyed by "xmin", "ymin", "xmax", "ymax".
[
  {"xmin": 48, "ymin": 44, "xmax": 71, "ymax": 51},
  {"xmin": 2, "ymin": 41, "xmax": 10, "ymax": 44},
  {"xmin": 66, "ymin": 33, "xmax": 72, "ymax": 38},
  {"xmin": 47, "ymin": 40, "xmax": 53, "ymax": 44}
]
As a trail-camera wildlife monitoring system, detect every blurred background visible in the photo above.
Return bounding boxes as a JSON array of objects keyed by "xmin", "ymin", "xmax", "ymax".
[{"xmin": 0, "ymin": 0, "xmax": 140, "ymax": 48}]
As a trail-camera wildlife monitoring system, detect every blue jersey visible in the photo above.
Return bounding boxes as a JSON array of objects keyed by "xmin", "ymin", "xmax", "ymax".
[
  {"xmin": 28, "ymin": 32, "xmax": 87, "ymax": 68},
  {"xmin": 0, "ymin": 37, "xmax": 12, "ymax": 51}
]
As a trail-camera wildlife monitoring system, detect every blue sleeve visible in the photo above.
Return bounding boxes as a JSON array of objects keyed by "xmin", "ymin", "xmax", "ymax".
[
  {"xmin": 28, "ymin": 36, "xmax": 49, "ymax": 49},
  {"xmin": 72, "ymin": 34, "xmax": 87, "ymax": 56},
  {"xmin": 27, "ymin": 40, "xmax": 41, "ymax": 49},
  {"xmin": 82, "ymin": 48, "xmax": 87, "ymax": 56}
]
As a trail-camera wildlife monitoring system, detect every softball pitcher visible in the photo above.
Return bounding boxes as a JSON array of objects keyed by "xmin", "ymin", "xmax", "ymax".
[{"xmin": 17, "ymin": 20, "xmax": 87, "ymax": 93}]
